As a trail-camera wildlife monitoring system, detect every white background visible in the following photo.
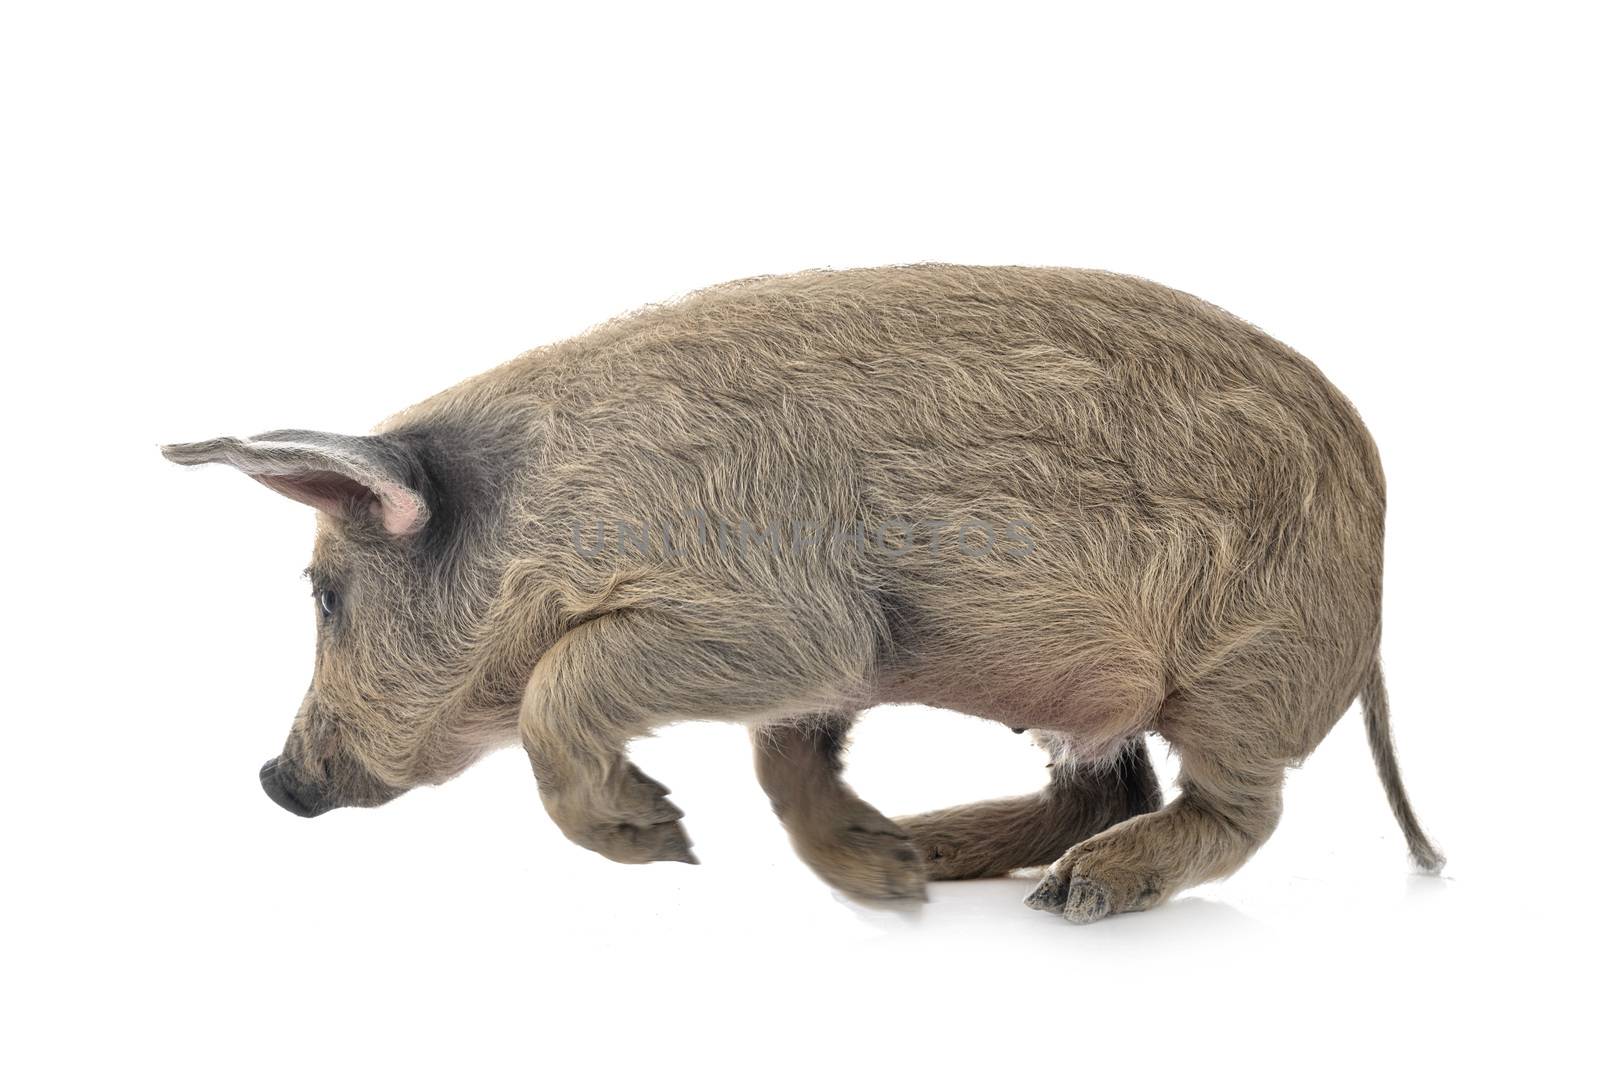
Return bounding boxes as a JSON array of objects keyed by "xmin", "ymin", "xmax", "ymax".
[{"xmin": 4, "ymin": 2, "xmax": 1595, "ymax": 1063}]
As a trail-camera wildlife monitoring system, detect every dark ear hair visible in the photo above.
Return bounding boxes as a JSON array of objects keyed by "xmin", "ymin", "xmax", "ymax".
[{"xmin": 161, "ymin": 430, "xmax": 430, "ymax": 537}]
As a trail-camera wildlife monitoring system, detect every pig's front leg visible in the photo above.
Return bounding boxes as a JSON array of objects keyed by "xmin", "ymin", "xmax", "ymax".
[
  {"xmin": 518, "ymin": 613, "xmax": 700, "ymax": 865},
  {"xmin": 751, "ymin": 715, "xmax": 928, "ymax": 900}
]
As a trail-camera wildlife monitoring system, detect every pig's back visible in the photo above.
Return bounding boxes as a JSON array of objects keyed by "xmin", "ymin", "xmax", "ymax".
[{"xmin": 499, "ymin": 263, "xmax": 1383, "ymax": 528}]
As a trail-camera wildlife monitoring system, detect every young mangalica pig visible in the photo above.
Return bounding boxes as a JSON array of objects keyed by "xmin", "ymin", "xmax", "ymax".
[{"xmin": 163, "ymin": 264, "xmax": 1442, "ymax": 922}]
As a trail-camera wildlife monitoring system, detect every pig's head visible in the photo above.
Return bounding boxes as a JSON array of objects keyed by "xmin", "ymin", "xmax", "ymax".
[{"xmin": 163, "ymin": 428, "xmax": 517, "ymax": 817}]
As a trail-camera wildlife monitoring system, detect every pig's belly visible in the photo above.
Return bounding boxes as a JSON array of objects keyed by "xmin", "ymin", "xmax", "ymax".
[{"xmin": 879, "ymin": 662, "xmax": 1167, "ymax": 761}]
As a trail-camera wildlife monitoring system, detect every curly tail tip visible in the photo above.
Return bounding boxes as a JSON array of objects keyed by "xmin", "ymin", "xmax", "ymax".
[{"xmin": 1361, "ymin": 660, "xmax": 1445, "ymax": 873}]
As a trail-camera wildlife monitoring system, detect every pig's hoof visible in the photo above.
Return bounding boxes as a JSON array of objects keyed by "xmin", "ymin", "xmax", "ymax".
[
  {"xmin": 559, "ymin": 763, "xmax": 699, "ymax": 865},
  {"xmin": 591, "ymin": 817, "xmax": 698, "ymax": 866},
  {"xmin": 571, "ymin": 803, "xmax": 697, "ymax": 865},
  {"xmin": 796, "ymin": 806, "xmax": 929, "ymax": 902},
  {"xmin": 1025, "ymin": 872, "xmax": 1111, "ymax": 923},
  {"xmin": 1024, "ymin": 842, "xmax": 1165, "ymax": 924}
]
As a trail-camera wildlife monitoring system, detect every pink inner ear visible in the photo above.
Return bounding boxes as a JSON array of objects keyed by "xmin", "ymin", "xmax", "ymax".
[
  {"xmin": 374, "ymin": 489, "xmax": 425, "ymax": 536},
  {"xmin": 250, "ymin": 472, "xmax": 426, "ymax": 536},
  {"xmin": 252, "ymin": 472, "xmax": 382, "ymax": 521}
]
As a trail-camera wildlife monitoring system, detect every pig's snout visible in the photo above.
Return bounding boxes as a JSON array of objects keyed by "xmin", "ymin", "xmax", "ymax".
[{"xmin": 259, "ymin": 757, "xmax": 333, "ymax": 818}]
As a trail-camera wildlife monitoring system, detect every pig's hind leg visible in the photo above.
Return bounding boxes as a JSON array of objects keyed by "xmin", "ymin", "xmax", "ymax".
[
  {"xmin": 1023, "ymin": 688, "xmax": 1290, "ymax": 924},
  {"xmin": 751, "ymin": 714, "xmax": 928, "ymax": 901},
  {"xmin": 898, "ymin": 733, "xmax": 1163, "ymax": 880}
]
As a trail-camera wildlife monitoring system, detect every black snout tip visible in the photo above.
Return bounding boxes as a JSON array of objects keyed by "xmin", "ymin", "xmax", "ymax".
[{"xmin": 259, "ymin": 757, "xmax": 325, "ymax": 818}]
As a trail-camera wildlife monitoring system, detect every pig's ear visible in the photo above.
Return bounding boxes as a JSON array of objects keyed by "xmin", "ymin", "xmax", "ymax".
[{"xmin": 161, "ymin": 430, "xmax": 430, "ymax": 537}]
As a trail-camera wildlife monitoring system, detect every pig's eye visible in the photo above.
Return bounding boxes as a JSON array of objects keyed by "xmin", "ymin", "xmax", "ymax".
[{"xmin": 318, "ymin": 588, "xmax": 339, "ymax": 620}]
